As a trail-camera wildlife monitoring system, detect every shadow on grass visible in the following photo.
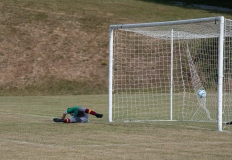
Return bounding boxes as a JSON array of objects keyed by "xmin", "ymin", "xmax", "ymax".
[{"xmin": 139, "ymin": 0, "xmax": 232, "ymax": 14}]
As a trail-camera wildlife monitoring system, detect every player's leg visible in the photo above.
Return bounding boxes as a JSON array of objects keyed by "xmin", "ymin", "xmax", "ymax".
[
  {"xmin": 64, "ymin": 116, "xmax": 88, "ymax": 123},
  {"xmin": 79, "ymin": 107, "xmax": 103, "ymax": 118},
  {"xmin": 226, "ymin": 121, "xmax": 232, "ymax": 125},
  {"xmin": 53, "ymin": 117, "xmax": 79, "ymax": 123},
  {"xmin": 80, "ymin": 116, "xmax": 88, "ymax": 123},
  {"xmin": 63, "ymin": 116, "xmax": 80, "ymax": 123}
]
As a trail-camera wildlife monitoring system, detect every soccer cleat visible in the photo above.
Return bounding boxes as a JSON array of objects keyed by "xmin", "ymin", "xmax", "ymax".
[
  {"xmin": 53, "ymin": 118, "xmax": 65, "ymax": 122},
  {"xmin": 95, "ymin": 113, "xmax": 103, "ymax": 118},
  {"xmin": 226, "ymin": 121, "xmax": 232, "ymax": 125}
]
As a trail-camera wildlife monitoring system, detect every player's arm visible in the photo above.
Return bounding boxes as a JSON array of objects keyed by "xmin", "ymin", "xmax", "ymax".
[
  {"xmin": 61, "ymin": 111, "xmax": 67, "ymax": 119},
  {"xmin": 61, "ymin": 107, "xmax": 74, "ymax": 119}
]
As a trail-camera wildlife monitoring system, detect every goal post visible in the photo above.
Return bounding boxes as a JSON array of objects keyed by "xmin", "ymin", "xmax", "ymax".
[{"xmin": 108, "ymin": 16, "xmax": 232, "ymax": 131}]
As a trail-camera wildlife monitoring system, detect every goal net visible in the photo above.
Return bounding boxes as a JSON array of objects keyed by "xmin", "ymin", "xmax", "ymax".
[{"xmin": 108, "ymin": 16, "xmax": 232, "ymax": 131}]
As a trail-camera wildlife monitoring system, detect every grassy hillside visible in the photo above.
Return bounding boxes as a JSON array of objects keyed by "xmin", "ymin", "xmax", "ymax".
[{"xmin": 0, "ymin": 0, "xmax": 232, "ymax": 95}]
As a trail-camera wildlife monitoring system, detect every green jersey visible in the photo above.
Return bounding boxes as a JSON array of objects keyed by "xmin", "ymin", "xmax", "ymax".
[{"xmin": 65, "ymin": 106, "xmax": 86, "ymax": 117}]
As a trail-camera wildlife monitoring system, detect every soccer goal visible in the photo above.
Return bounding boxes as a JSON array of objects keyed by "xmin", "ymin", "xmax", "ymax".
[{"xmin": 108, "ymin": 16, "xmax": 232, "ymax": 131}]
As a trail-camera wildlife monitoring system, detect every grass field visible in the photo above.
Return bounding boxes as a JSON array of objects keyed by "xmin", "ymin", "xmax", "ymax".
[
  {"xmin": 1, "ymin": 0, "xmax": 232, "ymax": 159},
  {"xmin": 0, "ymin": 95, "xmax": 232, "ymax": 160}
]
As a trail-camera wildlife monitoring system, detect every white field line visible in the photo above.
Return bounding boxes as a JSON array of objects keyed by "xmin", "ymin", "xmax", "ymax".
[
  {"xmin": 0, "ymin": 138, "xmax": 231, "ymax": 149},
  {"xmin": 3, "ymin": 112, "xmax": 54, "ymax": 119}
]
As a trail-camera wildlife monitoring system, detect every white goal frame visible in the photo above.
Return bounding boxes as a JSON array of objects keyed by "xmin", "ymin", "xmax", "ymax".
[{"xmin": 108, "ymin": 16, "xmax": 231, "ymax": 131}]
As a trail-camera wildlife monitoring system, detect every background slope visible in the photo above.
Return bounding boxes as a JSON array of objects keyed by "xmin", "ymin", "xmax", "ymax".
[{"xmin": 0, "ymin": 0, "xmax": 232, "ymax": 95}]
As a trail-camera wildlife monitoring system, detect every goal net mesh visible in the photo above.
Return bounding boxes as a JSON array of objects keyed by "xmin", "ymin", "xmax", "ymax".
[{"xmin": 111, "ymin": 19, "xmax": 232, "ymax": 123}]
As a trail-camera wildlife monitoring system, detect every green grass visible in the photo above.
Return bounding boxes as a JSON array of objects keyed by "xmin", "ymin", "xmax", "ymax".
[{"xmin": 0, "ymin": 95, "xmax": 232, "ymax": 159}]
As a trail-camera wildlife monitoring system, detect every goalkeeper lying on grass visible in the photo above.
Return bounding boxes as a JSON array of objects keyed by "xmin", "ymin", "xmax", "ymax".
[{"xmin": 53, "ymin": 106, "xmax": 103, "ymax": 123}]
